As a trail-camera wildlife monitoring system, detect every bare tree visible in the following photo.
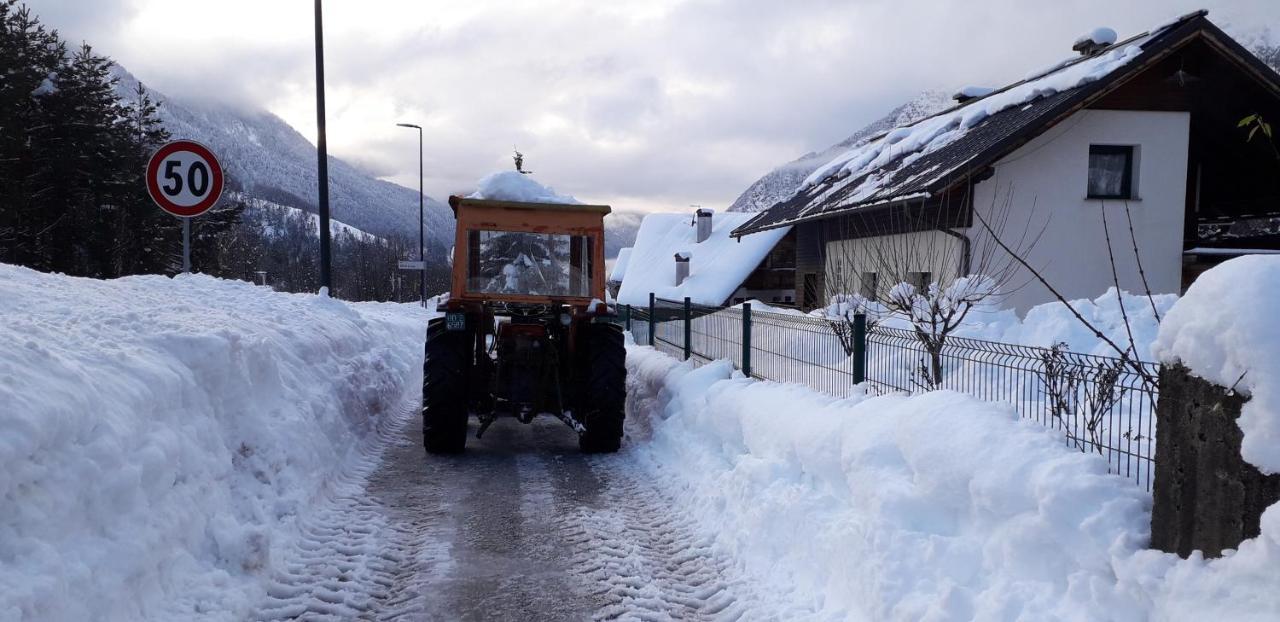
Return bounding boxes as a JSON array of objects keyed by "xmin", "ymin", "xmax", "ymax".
[{"xmin": 820, "ymin": 181, "xmax": 1039, "ymax": 387}]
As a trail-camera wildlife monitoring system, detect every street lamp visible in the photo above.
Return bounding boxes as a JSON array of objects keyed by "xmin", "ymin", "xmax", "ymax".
[
  {"xmin": 314, "ymin": 0, "xmax": 333, "ymax": 293},
  {"xmin": 396, "ymin": 122, "xmax": 426, "ymax": 307}
]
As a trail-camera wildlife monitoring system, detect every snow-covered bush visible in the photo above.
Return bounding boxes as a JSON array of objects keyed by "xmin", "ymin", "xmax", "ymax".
[{"xmin": 0, "ymin": 264, "xmax": 427, "ymax": 621}]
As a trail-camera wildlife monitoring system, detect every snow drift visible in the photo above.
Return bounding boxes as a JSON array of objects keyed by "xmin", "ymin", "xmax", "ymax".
[
  {"xmin": 624, "ymin": 338, "xmax": 1280, "ymax": 620},
  {"xmin": 0, "ymin": 264, "xmax": 427, "ymax": 621}
]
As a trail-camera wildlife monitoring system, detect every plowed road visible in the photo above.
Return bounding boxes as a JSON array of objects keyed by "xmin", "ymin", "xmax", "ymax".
[{"xmin": 249, "ymin": 404, "xmax": 791, "ymax": 621}]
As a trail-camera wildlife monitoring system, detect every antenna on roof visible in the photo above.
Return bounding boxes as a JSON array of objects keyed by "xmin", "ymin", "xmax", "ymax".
[{"xmin": 513, "ymin": 147, "xmax": 532, "ymax": 175}]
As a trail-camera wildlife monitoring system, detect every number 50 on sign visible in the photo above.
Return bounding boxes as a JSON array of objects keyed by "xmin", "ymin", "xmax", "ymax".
[{"xmin": 146, "ymin": 140, "xmax": 224, "ymax": 218}]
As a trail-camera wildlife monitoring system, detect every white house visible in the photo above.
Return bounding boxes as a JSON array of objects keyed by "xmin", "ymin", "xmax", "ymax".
[
  {"xmin": 733, "ymin": 11, "xmax": 1280, "ymax": 313},
  {"xmin": 615, "ymin": 209, "xmax": 793, "ymax": 307}
]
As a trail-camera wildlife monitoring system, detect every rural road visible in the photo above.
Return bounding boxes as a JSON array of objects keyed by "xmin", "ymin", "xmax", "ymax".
[{"xmin": 250, "ymin": 404, "xmax": 771, "ymax": 621}]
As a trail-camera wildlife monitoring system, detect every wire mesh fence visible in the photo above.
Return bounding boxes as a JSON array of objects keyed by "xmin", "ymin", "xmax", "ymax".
[{"xmin": 617, "ymin": 297, "xmax": 1159, "ymax": 490}]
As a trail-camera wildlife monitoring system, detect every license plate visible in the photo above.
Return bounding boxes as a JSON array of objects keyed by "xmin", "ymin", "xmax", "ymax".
[{"xmin": 445, "ymin": 312, "xmax": 467, "ymax": 331}]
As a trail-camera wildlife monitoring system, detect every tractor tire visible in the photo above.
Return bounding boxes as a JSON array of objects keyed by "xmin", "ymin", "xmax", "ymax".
[
  {"xmin": 422, "ymin": 317, "xmax": 471, "ymax": 454},
  {"xmin": 579, "ymin": 322, "xmax": 626, "ymax": 453}
]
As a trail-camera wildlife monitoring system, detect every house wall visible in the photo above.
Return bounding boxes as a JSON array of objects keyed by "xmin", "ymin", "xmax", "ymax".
[
  {"xmin": 824, "ymin": 228, "xmax": 965, "ymax": 299},
  {"xmin": 968, "ymin": 109, "xmax": 1190, "ymax": 313}
]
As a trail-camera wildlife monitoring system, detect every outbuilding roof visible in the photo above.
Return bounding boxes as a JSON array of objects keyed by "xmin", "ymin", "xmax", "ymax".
[{"xmin": 616, "ymin": 212, "xmax": 790, "ymax": 306}]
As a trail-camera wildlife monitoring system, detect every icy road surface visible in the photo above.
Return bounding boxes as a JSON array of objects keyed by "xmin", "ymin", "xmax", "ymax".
[{"xmin": 251, "ymin": 407, "xmax": 783, "ymax": 621}]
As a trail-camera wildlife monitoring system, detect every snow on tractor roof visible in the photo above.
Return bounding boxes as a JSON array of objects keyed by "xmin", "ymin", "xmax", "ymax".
[{"xmin": 467, "ymin": 170, "xmax": 582, "ymax": 205}]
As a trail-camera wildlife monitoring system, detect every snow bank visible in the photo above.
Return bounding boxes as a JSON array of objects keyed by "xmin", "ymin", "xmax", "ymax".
[
  {"xmin": 466, "ymin": 170, "xmax": 581, "ymax": 204},
  {"xmin": 625, "ymin": 343, "xmax": 1280, "ymax": 620},
  {"xmin": 0, "ymin": 264, "xmax": 427, "ymax": 621},
  {"xmin": 625, "ymin": 346, "xmax": 1152, "ymax": 619},
  {"xmin": 1154, "ymin": 255, "xmax": 1280, "ymax": 473},
  {"xmin": 616, "ymin": 212, "xmax": 790, "ymax": 306}
]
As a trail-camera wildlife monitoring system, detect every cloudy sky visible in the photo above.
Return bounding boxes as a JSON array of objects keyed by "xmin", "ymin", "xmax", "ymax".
[{"xmin": 25, "ymin": 0, "xmax": 1280, "ymax": 212}]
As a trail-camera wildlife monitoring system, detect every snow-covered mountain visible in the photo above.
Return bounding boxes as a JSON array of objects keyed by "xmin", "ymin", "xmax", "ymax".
[
  {"xmin": 112, "ymin": 66, "xmax": 455, "ymax": 249},
  {"xmin": 727, "ymin": 91, "xmax": 954, "ymax": 213},
  {"xmin": 604, "ymin": 210, "xmax": 644, "ymax": 258}
]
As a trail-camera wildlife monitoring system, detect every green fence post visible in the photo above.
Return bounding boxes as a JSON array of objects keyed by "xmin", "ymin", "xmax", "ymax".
[
  {"xmin": 624, "ymin": 304, "xmax": 631, "ymax": 332},
  {"xmin": 648, "ymin": 293, "xmax": 656, "ymax": 347},
  {"xmin": 742, "ymin": 303, "xmax": 752, "ymax": 377},
  {"xmin": 853, "ymin": 313, "xmax": 867, "ymax": 384},
  {"xmin": 683, "ymin": 296, "xmax": 692, "ymax": 361}
]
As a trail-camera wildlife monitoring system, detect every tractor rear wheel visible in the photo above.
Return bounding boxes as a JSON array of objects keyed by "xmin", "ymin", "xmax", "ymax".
[
  {"xmin": 423, "ymin": 317, "xmax": 471, "ymax": 454},
  {"xmin": 579, "ymin": 322, "xmax": 626, "ymax": 453}
]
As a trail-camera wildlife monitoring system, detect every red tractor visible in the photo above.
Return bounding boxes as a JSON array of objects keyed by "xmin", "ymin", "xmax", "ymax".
[{"xmin": 422, "ymin": 195, "xmax": 626, "ymax": 454}]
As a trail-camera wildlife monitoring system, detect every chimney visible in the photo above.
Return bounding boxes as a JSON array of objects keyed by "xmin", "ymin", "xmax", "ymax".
[
  {"xmin": 952, "ymin": 86, "xmax": 993, "ymax": 104},
  {"xmin": 1072, "ymin": 27, "xmax": 1116, "ymax": 57},
  {"xmin": 674, "ymin": 251, "xmax": 691, "ymax": 286},
  {"xmin": 695, "ymin": 208, "xmax": 714, "ymax": 243}
]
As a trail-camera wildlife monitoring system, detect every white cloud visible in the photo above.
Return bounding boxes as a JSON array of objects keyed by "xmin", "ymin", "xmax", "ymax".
[{"xmin": 23, "ymin": 0, "xmax": 1280, "ymax": 212}]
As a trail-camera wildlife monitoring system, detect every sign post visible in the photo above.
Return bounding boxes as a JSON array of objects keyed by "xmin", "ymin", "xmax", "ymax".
[{"xmin": 145, "ymin": 140, "xmax": 225, "ymax": 273}]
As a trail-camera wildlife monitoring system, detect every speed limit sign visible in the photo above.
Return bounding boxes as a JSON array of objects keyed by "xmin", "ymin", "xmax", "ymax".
[{"xmin": 146, "ymin": 140, "xmax": 224, "ymax": 217}]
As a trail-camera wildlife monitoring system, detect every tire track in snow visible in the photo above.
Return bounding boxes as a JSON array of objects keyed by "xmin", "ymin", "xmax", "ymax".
[
  {"xmin": 250, "ymin": 399, "xmax": 452, "ymax": 621},
  {"xmin": 550, "ymin": 454, "xmax": 787, "ymax": 622}
]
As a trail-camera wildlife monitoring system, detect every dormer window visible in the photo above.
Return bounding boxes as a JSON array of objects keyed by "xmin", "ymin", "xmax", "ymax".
[{"xmin": 1087, "ymin": 145, "xmax": 1136, "ymax": 199}]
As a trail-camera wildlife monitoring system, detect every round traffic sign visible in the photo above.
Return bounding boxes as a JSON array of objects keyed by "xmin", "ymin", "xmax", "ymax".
[{"xmin": 146, "ymin": 140, "xmax": 224, "ymax": 217}]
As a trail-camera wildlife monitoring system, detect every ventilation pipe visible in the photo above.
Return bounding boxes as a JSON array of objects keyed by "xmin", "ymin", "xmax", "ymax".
[
  {"xmin": 675, "ymin": 251, "xmax": 691, "ymax": 286},
  {"xmin": 695, "ymin": 208, "xmax": 714, "ymax": 243}
]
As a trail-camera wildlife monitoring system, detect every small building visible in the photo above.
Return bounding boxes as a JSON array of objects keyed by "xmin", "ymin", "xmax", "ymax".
[
  {"xmin": 616, "ymin": 209, "xmax": 794, "ymax": 307},
  {"xmin": 607, "ymin": 247, "xmax": 632, "ymax": 299},
  {"xmin": 733, "ymin": 11, "xmax": 1280, "ymax": 313}
]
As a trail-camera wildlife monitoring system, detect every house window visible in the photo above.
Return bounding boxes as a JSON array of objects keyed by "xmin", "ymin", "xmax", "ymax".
[
  {"xmin": 860, "ymin": 272, "xmax": 878, "ymax": 300},
  {"xmin": 784, "ymin": 295, "xmax": 793, "ymax": 303},
  {"xmin": 1087, "ymin": 145, "xmax": 1136, "ymax": 199}
]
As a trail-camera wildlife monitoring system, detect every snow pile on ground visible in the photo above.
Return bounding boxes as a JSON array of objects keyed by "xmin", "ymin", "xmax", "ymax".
[
  {"xmin": 625, "ymin": 341, "xmax": 1280, "ymax": 620},
  {"xmin": 1154, "ymin": 255, "xmax": 1280, "ymax": 471},
  {"xmin": 466, "ymin": 170, "xmax": 581, "ymax": 204},
  {"xmin": 0, "ymin": 264, "xmax": 427, "ymax": 621},
  {"xmin": 624, "ymin": 346, "xmax": 1152, "ymax": 619},
  {"xmin": 616, "ymin": 212, "xmax": 790, "ymax": 306},
  {"xmin": 966, "ymin": 287, "xmax": 1175, "ymax": 358}
]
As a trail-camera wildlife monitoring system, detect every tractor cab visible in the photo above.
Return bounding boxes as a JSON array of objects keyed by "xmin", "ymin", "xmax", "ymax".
[{"xmin": 421, "ymin": 195, "xmax": 625, "ymax": 455}]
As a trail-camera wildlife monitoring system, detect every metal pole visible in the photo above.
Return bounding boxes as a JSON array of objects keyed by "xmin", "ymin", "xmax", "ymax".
[
  {"xmin": 181, "ymin": 217, "xmax": 190, "ymax": 273},
  {"xmin": 417, "ymin": 127, "xmax": 425, "ymax": 307},
  {"xmin": 683, "ymin": 296, "xmax": 692, "ymax": 361},
  {"xmin": 624, "ymin": 304, "xmax": 631, "ymax": 332},
  {"xmin": 853, "ymin": 313, "xmax": 867, "ymax": 384},
  {"xmin": 648, "ymin": 292, "xmax": 655, "ymax": 347},
  {"xmin": 314, "ymin": 0, "xmax": 332, "ymax": 293},
  {"xmin": 742, "ymin": 302, "xmax": 752, "ymax": 377}
]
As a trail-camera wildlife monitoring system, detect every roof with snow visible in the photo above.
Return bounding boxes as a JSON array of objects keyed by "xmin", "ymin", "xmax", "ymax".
[
  {"xmin": 616, "ymin": 212, "xmax": 791, "ymax": 306},
  {"xmin": 609, "ymin": 247, "xmax": 632, "ymax": 283},
  {"xmin": 733, "ymin": 11, "xmax": 1280, "ymax": 237}
]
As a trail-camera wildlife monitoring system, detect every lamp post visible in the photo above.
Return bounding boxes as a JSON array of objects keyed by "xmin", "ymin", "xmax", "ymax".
[
  {"xmin": 314, "ymin": 0, "xmax": 333, "ymax": 293},
  {"xmin": 396, "ymin": 122, "xmax": 426, "ymax": 307}
]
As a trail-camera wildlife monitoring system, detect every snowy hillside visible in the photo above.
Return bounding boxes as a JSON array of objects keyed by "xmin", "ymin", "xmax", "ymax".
[
  {"xmin": 111, "ymin": 67, "xmax": 453, "ymax": 247},
  {"xmin": 0, "ymin": 264, "xmax": 429, "ymax": 621},
  {"xmin": 727, "ymin": 91, "xmax": 951, "ymax": 213},
  {"xmin": 239, "ymin": 195, "xmax": 380, "ymax": 243},
  {"xmin": 604, "ymin": 210, "xmax": 644, "ymax": 259}
]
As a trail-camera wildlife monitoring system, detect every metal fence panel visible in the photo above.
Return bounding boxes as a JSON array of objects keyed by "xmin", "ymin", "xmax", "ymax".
[{"xmin": 622, "ymin": 296, "xmax": 1159, "ymax": 490}]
